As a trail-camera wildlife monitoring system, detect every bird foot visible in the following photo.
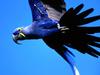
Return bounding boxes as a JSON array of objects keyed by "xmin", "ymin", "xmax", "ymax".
[{"xmin": 57, "ymin": 23, "xmax": 69, "ymax": 33}]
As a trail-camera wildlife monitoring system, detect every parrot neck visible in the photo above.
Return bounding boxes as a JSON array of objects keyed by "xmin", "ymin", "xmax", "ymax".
[
  {"xmin": 22, "ymin": 25, "xmax": 41, "ymax": 39},
  {"xmin": 22, "ymin": 25, "xmax": 32, "ymax": 35}
]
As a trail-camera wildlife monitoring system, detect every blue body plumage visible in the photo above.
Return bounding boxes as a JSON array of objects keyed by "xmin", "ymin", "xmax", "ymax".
[
  {"xmin": 22, "ymin": 18, "xmax": 59, "ymax": 38},
  {"xmin": 12, "ymin": 0, "xmax": 100, "ymax": 75}
]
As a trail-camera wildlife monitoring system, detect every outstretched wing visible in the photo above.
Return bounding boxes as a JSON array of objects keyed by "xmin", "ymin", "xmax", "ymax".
[
  {"xmin": 60, "ymin": 4, "xmax": 100, "ymax": 57},
  {"xmin": 60, "ymin": 4, "xmax": 100, "ymax": 28},
  {"xmin": 28, "ymin": 0, "xmax": 66, "ymax": 21},
  {"xmin": 43, "ymin": 5, "xmax": 100, "ymax": 75}
]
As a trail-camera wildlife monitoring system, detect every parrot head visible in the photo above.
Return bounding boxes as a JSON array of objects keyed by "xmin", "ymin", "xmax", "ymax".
[{"xmin": 12, "ymin": 27, "xmax": 26, "ymax": 44}]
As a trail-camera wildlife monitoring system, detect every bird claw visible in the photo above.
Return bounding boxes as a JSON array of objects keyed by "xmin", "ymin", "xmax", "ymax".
[{"xmin": 57, "ymin": 23, "xmax": 69, "ymax": 33}]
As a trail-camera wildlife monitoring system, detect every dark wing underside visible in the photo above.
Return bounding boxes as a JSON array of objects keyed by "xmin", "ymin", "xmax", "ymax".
[
  {"xmin": 44, "ymin": 4, "xmax": 100, "ymax": 58},
  {"xmin": 59, "ymin": 4, "xmax": 100, "ymax": 57},
  {"xmin": 41, "ymin": 0, "xmax": 66, "ymax": 21},
  {"xmin": 41, "ymin": 0, "xmax": 66, "ymax": 12}
]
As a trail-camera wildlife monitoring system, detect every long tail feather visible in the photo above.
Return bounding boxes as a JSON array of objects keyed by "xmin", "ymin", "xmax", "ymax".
[
  {"xmin": 73, "ymin": 66, "xmax": 80, "ymax": 75},
  {"xmin": 62, "ymin": 51, "xmax": 80, "ymax": 75},
  {"xmin": 54, "ymin": 46, "xmax": 80, "ymax": 75}
]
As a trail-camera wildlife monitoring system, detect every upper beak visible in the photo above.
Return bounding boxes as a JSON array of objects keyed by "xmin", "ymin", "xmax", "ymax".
[{"xmin": 12, "ymin": 35, "xmax": 21, "ymax": 44}]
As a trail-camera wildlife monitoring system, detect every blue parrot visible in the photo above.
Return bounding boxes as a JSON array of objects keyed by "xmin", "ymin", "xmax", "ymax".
[{"xmin": 12, "ymin": 0, "xmax": 100, "ymax": 75}]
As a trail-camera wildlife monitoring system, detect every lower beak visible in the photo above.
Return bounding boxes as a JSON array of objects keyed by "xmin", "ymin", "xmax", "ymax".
[{"xmin": 12, "ymin": 35, "xmax": 21, "ymax": 44}]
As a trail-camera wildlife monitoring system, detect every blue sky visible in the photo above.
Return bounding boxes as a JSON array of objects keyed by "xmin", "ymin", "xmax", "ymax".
[{"xmin": 0, "ymin": 0, "xmax": 100, "ymax": 75}]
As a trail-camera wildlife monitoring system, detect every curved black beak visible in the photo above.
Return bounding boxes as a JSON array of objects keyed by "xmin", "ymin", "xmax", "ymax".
[{"xmin": 12, "ymin": 35, "xmax": 21, "ymax": 44}]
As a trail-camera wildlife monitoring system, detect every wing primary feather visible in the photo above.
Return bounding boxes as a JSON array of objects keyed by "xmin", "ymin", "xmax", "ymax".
[
  {"xmin": 75, "ymin": 27, "xmax": 100, "ymax": 34},
  {"xmin": 86, "ymin": 35, "xmax": 100, "ymax": 42},
  {"xmin": 71, "ymin": 42, "xmax": 99, "ymax": 57},
  {"xmin": 78, "ymin": 8, "xmax": 94, "ymax": 19},
  {"xmin": 73, "ymin": 4, "xmax": 84, "ymax": 15},
  {"xmin": 80, "ymin": 15, "xmax": 100, "ymax": 25},
  {"xmin": 89, "ymin": 42, "xmax": 100, "ymax": 48}
]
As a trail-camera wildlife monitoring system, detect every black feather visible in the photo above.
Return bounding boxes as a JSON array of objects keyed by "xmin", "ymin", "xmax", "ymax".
[
  {"xmin": 43, "ymin": 4, "xmax": 100, "ymax": 59},
  {"xmin": 41, "ymin": 0, "xmax": 66, "ymax": 12},
  {"xmin": 73, "ymin": 4, "xmax": 84, "ymax": 15},
  {"xmin": 77, "ymin": 8, "xmax": 94, "ymax": 19},
  {"xmin": 70, "ymin": 42, "xmax": 100, "ymax": 57},
  {"xmin": 80, "ymin": 16, "xmax": 100, "ymax": 25},
  {"xmin": 73, "ymin": 27, "xmax": 100, "ymax": 34},
  {"xmin": 89, "ymin": 42, "xmax": 100, "ymax": 48},
  {"xmin": 60, "ymin": 4, "xmax": 100, "ymax": 28}
]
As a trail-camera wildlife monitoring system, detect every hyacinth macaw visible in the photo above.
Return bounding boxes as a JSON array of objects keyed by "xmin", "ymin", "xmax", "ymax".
[{"xmin": 12, "ymin": 0, "xmax": 100, "ymax": 75}]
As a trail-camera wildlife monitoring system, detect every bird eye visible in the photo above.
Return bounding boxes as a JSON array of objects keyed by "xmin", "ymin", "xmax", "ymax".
[{"xmin": 17, "ymin": 27, "xmax": 23, "ymax": 31}]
